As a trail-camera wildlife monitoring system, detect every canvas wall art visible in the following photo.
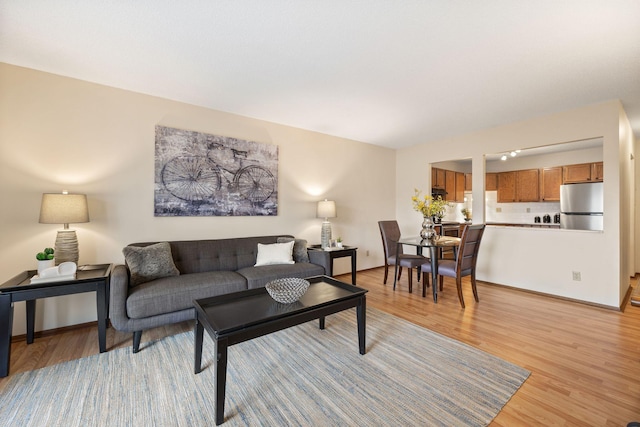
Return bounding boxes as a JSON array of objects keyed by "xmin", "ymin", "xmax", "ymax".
[{"xmin": 154, "ymin": 126, "xmax": 278, "ymax": 216}]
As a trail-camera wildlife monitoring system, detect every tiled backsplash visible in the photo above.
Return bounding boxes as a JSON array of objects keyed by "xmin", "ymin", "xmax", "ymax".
[
  {"xmin": 485, "ymin": 191, "xmax": 560, "ymax": 224},
  {"xmin": 440, "ymin": 191, "xmax": 560, "ymax": 224}
]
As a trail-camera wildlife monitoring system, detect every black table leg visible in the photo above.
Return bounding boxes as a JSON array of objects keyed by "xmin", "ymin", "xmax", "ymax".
[
  {"xmin": 430, "ymin": 247, "xmax": 439, "ymax": 303},
  {"xmin": 351, "ymin": 252, "xmax": 357, "ymax": 285},
  {"xmin": 26, "ymin": 299, "xmax": 35, "ymax": 344},
  {"xmin": 215, "ymin": 337, "xmax": 229, "ymax": 426},
  {"xmin": 0, "ymin": 294, "xmax": 13, "ymax": 377},
  {"xmin": 194, "ymin": 317, "xmax": 204, "ymax": 374},
  {"xmin": 357, "ymin": 296, "xmax": 366, "ymax": 355},
  {"xmin": 96, "ymin": 283, "xmax": 107, "ymax": 353},
  {"xmin": 319, "ymin": 317, "xmax": 325, "ymax": 330}
]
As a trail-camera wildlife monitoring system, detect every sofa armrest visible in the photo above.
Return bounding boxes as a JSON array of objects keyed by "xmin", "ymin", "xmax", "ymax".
[
  {"xmin": 109, "ymin": 264, "xmax": 132, "ymax": 331},
  {"xmin": 307, "ymin": 250, "xmax": 329, "ymax": 275}
]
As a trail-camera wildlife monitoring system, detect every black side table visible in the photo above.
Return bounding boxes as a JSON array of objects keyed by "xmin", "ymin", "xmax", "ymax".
[
  {"xmin": 0, "ymin": 264, "xmax": 111, "ymax": 377},
  {"xmin": 308, "ymin": 245, "xmax": 357, "ymax": 285}
]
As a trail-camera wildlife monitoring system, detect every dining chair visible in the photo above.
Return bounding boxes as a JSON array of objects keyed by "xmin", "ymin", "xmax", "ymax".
[
  {"xmin": 421, "ymin": 224, "xmax": 486, "ymax": 308},
  {"xmin": 378, "ymin": 220, "xmax": 428, "ymax": 293}
]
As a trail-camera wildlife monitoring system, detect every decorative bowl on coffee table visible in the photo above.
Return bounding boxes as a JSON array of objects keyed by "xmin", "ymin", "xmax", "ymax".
[{"xmin": 265, "ymin": 278, "xmax": 310, "ymax": 303}]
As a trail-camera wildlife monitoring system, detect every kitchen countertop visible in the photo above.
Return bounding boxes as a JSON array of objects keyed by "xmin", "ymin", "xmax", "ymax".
[{"xmin": 487, "ymin": 222, "xmax": 561, "ymax": 228}]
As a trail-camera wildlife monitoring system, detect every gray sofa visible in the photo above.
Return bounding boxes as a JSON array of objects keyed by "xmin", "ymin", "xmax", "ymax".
[{"xmin": 110, "ymin": 235, "xmax": 328, "ymax": 352}]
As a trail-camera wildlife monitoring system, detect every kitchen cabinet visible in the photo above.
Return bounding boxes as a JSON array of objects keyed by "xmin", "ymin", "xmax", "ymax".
[
  {"xmin": 432, "ymin": 167, "xmax": 446, "ymax": 189},
  {"xmin": 486, "ymin": 173, "xmax": 498, "ymax": 191},
  {"xmin": 444, "ymin": 170, "xmax": 456, "ymax": 201},
  {"xmin": 497, "ymin": 169, "xmax": 539, "ymax": 202},
  {"xmin": 563, "ymin": 162, "xmax": 604, "ymax": 183},
  {"xmin": 516, "ymin": 169, "xmax": 540, "ymax": 202},
  {"xmin": 432, "ymin": 167, "xmax": 469, "ymax": 201},
  {"xmin": 497, "ymin": 172, "xmax": 516, "ymax": 202},
  {"xmin": 455, "ymin": 172, "xmax": 465, "ymax": 202},
  {"xmin": 592, "ymin": 162, "xmax": 604, "ymax": 181},
  {"xmin": 490, "ymin": 161, "xmax": 601, "ymax": 203},
  {"xmin": 464, "ymin": 173, "xmax": 472, "ymax": 191},
  {"xmin": 541, "ymin": 166, "xmax": 562, "ymax": 201}
]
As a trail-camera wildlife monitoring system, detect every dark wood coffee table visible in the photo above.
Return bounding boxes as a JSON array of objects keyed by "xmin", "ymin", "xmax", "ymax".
[{"xmin": 193, "ymin": 275, "xmax": 367, "ymax": 425}]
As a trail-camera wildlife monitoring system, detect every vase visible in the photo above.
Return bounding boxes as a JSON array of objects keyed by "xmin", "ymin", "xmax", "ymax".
[
  {"xmin": 37, "ymin": 259, "xmax": 55, "ymax": 275},
  {"xmin": 420, "ymin": 216, "xmax": 436, "ymax": 240}
]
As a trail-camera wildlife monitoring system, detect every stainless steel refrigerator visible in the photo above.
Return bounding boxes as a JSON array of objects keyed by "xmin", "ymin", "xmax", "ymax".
[{"xmin": 560, "ymin": 182, "xmax": 603, "ymax": 230}]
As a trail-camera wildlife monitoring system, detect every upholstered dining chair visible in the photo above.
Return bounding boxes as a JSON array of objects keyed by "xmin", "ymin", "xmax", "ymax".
[
  {"xmin": 421, "ymin": 224, "xmax": 486, "ymax": 308},
  {"xmin": 378, "ymin": 220, "xmax": 428, "ymax": 293}
]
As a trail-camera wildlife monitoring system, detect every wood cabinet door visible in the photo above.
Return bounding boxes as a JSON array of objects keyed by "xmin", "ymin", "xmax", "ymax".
[
  {"xmin": 541, "ymin": 167, "xmax": 562, "ymax": 201},
  {"xmin": 486, "ymin": 173, "xmax": 498, "ymax": 191},
  {"xmin": 432, "ymin": 168, "xmax": 446, "ymax": 189},
  {"xmin": 563, "ymin": 163, "xmax": 592, "ymax": 183},
  {"xmin": 455, "ymin": 172, "xmax": 465, "ymax": 202},
  {"xmin": 464, "ymin": 173, "xmax": 472, "ymax": 191},
  {"xmin": 592, "ymin": 162, "xmax": 604, "ymax": 181},
  {"xmin": 516, "ymin": 169, "xmax": 540, "ymax": 202},
  {"xmin": 497, "ymin": 172, "xmax": 516, "ymax": 202},
  {"xmin": 445, "ymin": 170, "xmax": 456, "ymax": 201}
]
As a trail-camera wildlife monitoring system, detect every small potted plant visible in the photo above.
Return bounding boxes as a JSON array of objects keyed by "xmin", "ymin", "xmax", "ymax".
[
  {"xmin": 36, "ymin": 247, "xmax": 55, "ymax": 274},
  {"xmin": 336, "ymin": 237, "xmax": 343, "ymax": 248},
  {"xmin": 461, "ymin": 208, "xmax": 472, "ymax": 222}
]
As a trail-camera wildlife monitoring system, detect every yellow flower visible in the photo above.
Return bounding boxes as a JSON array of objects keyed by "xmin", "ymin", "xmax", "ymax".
[{"xmin": 411, "ymin": 189, "xmax": 451, "ymax": 218}]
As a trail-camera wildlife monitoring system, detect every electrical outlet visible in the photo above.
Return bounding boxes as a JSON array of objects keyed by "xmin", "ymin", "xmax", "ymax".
[
  {"xmin": 496, "ymin": 207, "xmax": 502, "ymax": 213},
  {"xmin": 526, "ymin": 208, "xmax": 531, "ymax": 213},
  {"xmin": 572, "ymin": 271, "xmax": 581, "ymax": 281}
]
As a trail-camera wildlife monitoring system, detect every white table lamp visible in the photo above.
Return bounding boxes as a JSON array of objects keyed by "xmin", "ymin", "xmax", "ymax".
[
  {"xmin": 39, "ymin": 192, "xmax": 90, "ymax": 264},
  {"xmin": 317, "ymin": 199, "xmax": 336, "ymax": 249}
]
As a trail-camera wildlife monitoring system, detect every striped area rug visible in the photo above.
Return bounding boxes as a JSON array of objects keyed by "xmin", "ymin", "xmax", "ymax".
[{"xmin": 0, "ymin": 308, "xmax": 529, "ymax": 426}]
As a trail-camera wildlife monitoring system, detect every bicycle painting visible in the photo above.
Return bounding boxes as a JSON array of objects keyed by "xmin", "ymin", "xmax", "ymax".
[{"xmin": 154, "ymin": 126, "xmax": 278, "ymax": 216}]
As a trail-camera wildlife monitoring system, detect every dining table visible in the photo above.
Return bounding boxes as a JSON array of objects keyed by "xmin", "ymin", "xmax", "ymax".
[{"xmin": 394, "ymin": 236, "xmax": 461, "ymax": 302}]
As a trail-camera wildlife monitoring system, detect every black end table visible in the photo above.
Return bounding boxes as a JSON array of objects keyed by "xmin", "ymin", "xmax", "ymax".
[
  {"xmin": 0, "ymin": 264, "xmax": 111, "ymax": 377},
  {"xmin": 307, "ymin": 245, "xmax": 357, "ymax": 284},
  {"xmin": 194, "ymin": 275, "xmax": 367, "ymax": 425}
]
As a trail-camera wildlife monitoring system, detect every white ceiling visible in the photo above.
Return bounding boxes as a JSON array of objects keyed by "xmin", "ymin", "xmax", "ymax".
[{"xmin": 1, "ymin": 1, "xmax": 639, "ymax": 149}]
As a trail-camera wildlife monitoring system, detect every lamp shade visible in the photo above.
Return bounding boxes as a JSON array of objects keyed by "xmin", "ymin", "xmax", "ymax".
[
  {"xmin": 316, "ymin": 199, "xmax": 336, "ymax": 219},
  {"xmin": 39, "ymin": 193, "xmax": 90, "ymax": 226}
]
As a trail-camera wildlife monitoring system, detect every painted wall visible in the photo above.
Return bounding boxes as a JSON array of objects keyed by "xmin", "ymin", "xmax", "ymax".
[
  {"xmin": 0, "ymin": 63, "xmax": 395, "ymax": 334},
  {"xmin": 396, "ymin": 100, "xmax": 634, "ymax": 308}
]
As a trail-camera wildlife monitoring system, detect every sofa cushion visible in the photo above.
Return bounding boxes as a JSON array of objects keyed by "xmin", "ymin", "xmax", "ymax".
[
  {"xmin": 127, "ymin": 236, "xmax": 293, "ymax": 274},
  {"xmin": 126, "ymin": 271, "xmax": 247, "ymax": 319},
  {"xmin": 277, "ymin": 237, "xmax": 310, "ymax": 263},
  {"xmin": 123, "ymin": 242, "xmax": 180, "ymax": 287},
  {"xmin": 254, "ymin": 241, "xmax": 295, "ymax": 266},
  {"xmin": 238, "ymin": 263, "xmax": 325, "ymax": 289}
]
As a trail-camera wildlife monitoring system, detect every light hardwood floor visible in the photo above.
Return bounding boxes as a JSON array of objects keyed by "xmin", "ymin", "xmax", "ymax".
[{"xmin": 2, "ymin": 267, "xmax": 640, "ymax": 426}]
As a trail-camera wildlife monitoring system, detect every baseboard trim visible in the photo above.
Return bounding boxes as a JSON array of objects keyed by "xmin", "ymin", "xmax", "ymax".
[
  {"xmin": 479, "ymin": 280, "xmax": 622, "ymax": 312},
  {"xmin": 11, "ymin": 320, "xmax": 100, "ymax": 343}
]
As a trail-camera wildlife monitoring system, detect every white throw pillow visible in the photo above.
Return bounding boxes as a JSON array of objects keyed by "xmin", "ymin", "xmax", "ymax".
[{"xmin": 254, "ymin": 241, "xmax": 295, "ymax": 266}]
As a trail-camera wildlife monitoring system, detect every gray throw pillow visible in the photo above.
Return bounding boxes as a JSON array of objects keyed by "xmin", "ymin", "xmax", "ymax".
[
  {"xmin": 123, "ymin": 242, "xmax": 180, "ymax": 287},
  {"xmin": 277, "ymin": 237, "xmax": 310, "ymax": 263}
]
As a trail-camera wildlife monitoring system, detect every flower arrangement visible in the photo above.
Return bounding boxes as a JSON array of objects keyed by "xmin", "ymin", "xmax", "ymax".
[{"xmin": 411, "ymin": 189, "xmax": 450, "ymax": 218}]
